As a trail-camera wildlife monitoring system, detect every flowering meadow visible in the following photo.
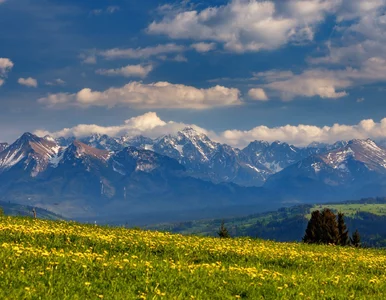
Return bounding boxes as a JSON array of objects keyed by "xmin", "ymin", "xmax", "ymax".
[{"xmin": 0, "ymin": 216, "xmax": 386, "ymax": 299}]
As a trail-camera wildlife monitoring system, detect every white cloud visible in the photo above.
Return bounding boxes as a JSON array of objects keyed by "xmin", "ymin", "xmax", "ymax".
[
  {"xmin": 248, "ymin": 88, "xmax": 268, "ymax": 101},
  {"xmin": 0, "ymin": 0, "xmax": 7, "ymax": 4},
  {"xmin": 18, "ymin": 77, "xmax": 38, "ymax": 88},
  {"xmin": 34, "ymin": 112, "xmax": 386, "ymax": 148},
  {"xmin": 172, "ymin": 54, "xmax": 188, "ymax": 62},
  {"xmin": 262, "ymin": 56, "xmax": 386, "ymax": 100},
  {"xmin": 191, "ymin": 42, "xmax": 216, "ymax": 53},
  {"xmin": 148, "ymin": 0, "xmax": 339, "ymax": 52},
  {"xmin": 220, "ymin": 118, "xmax": 386, "ymax": 147},
  {"xmin": 45, "ymin": 78, "xmax": 66, "ymax": 86},
  {"xmin": 83, "ymin": 55, "xmax": 97, "ymax": 64},
  {"xmin": 79, "ymin": 51, "xmax": 97, "ymax": 64},
  {"xmin": 34, "ymin": 112, "xmax": 208, "ymax": 140},
  {"xmin": 335, "ymin": 0, "xmax": 385, "ymax": 22},
  {"xmin": 0, "ymin": 58, "xmax": 11, "ymax": 74},
  {"xmin": 304, "ymin": 0, "xmax": 386, "ymax": 95},
  {"xmin": 0, "ymin": 58, "xmax": 13, "ymax": 86},
  {"xmin": 96, "ymin": 64, "xmax": 153, "ymax": 78},
  {"xmin": 99, "ymin": 43, "xmax": 185, "ymax": 60},
  {"xmin": 38, "ymin": 81, "xmax": 242, "ymax": 109},
  {"xmin": 265, "ymin": 69, "xmax": 350, "ymax": 100}
]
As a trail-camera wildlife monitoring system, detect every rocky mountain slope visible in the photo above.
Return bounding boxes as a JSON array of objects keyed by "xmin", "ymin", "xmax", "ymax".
[
  {"xmin": 2, "ymin": 131, "xmax": 386, "ymax": 223},
  {"xmin": 0, "ymin": 143, "xmax": 8, "ymax": 152},
  {"xmin": 265, "ymin": 139, "xmax": 386, "ymax": 200},
  {"xmin": 0, "ymin": 133, "xmax": 275, "ymax": 223}
]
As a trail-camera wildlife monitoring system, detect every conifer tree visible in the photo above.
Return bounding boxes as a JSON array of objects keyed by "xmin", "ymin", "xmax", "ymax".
[
  {"xmin": 337, "ymin": 212, "xmax": 349, "ymax": 246},
  {"xmin": 350, "ymin": 229, "xmax": 361, "ymax": 247},
  {"xmin": 303, "ymin": 210, "xmax": 323, "ymax": 243},
  {"xmin": 217, "ymin": 220, "xmax": 230, "ymax": 238},
  {"xmin": 320, "ymin": 208, "xmax": 339, "ymax": 244},
  {"xmin": 303, "ymin": 209, "xmax": 339, "ymax": 244}
]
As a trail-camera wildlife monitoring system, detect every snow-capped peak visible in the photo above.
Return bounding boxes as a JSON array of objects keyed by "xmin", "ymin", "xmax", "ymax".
[
  {"xmin": 0, "ymin": 132, "xmax": 61, "ymax": 176},
  {"xmin": 321, "ymin": 138, "xmax": 386, "ymax": 171},
  {"xmin": 43, "ymin": 135, "xmax": 56, "ymax": 142}
]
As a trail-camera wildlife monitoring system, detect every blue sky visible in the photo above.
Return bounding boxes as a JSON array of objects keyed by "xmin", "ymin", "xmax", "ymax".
[{"xmin": 1, "ymin": 0, "xmax": 386, "ymax": 147}]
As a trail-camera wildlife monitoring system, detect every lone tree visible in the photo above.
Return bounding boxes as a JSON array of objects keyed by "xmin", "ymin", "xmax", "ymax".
[
  {"xmin": 0, "ymin": 206, "xmax": 3, "ymax": 217},
  {"xmin": 337, "ymin": 212, "xmax": 349, "ymax": 246},
  {"xmin": 350, "ymin": 229, "xmax": 361, "ymax": 248},
  {"xmin": 217, "ymin": 220, "xmax": 230, "ymax": 238}
]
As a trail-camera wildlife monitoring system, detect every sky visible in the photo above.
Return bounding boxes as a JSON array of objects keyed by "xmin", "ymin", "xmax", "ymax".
[{"xmin": 1, "ymin": 0, "xmax": 386, "ymax": 147}]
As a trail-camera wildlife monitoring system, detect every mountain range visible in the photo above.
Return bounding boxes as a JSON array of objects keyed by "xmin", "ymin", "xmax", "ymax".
[{"xmin": 1, "ymin": 128, "xmax": 386, "ymax": 224}]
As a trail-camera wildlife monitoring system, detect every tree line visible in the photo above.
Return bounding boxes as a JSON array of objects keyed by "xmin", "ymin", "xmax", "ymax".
[{"xmin": 218, "ymin": 208, "xmax": 361, "ymax": 247}]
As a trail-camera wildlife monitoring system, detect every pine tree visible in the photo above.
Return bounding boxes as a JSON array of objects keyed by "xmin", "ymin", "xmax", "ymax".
[
  {"xmin": 350, "ymin": 229, "xmax": 361, "ymax": 247},
  {"xmin": 303, "ymin": 209, "xmax": 339, "ymax": 244},
  {"xmin": 320, "ymin": 208, "xmax": 339, "ymax": 244},
  {"xmin": 217, "ymin": 221, "xmax": 230, "ymax": 238},
  {"xmin": 337, "ymin": 212, "xmax": 349, "ymax": 246},
  {"xmin": 303, "ymin": 210, "xmax": 322, "ymax": 243}
]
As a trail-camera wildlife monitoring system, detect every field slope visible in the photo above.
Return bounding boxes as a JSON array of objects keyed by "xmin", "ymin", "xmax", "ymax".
[{"xmin": 1, "ymin": 216, "xmax": 386, "ymax": 299}]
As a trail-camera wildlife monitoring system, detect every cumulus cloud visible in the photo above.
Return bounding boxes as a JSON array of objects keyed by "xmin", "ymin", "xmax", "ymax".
[
  {"xmin": 265, "ymin": 69, "xmax": 350, "ymax": 100},
  {"xmin": 38, "ymin": 81, "xmax": 241, "ymax": 109},
  {"xmin": 262, "ymin": 56, "xmax": 386, "ymax": 100},
  {"xmin": 0, "ymin": 58, "xmax": 13, "ymax": 86},
  {"xmin": 248, "ymin": 88, "xmax": 268, "ymax": 101},
  {"xmin": 0, "ymin": 58, "xmax": 14, "ymax": 74},
  {"xmin": 148, "ymin": 0, "xmax": 339, "ymax": 52},
  {"xmin": 96, "ymin": 64, "xmax": 153, "ymax": 78},
  {"xmin": 191, "ymin": 42, "xmax": 216, "ymax": 53},
  {"xmin": 45, "ymin": 78, "xmax": 66, "ymax": 86},
  {"xmin": 220, "ymin": 118, "xmax": 386, "ymax": 147},
  {"xmin": 310, "ymin": 1, "xmax": 386, "ymax": 67},
  {"xmin": 301, "ymin": 0, "xmax": 386, "ymax": 97},
  {"xmin": 335, "ymin": 0, "xmax": 385, "ymax": 22},
  {"xmin": 18, "ymin": 77, "xmax": 38, "ymax": 88},
  {"xmin": 34, "ymin": 112, "xmax": 208, "ymax": 140},
  {"xmin": 99, "ymin": 43, "xmax": 185, "ymax": 60},
  {"xmin": 34, "ymin": 112, "xmax": 386, "ymax": 148}
]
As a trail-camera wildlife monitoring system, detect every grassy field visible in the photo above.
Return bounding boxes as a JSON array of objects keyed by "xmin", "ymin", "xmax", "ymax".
[
  {"xmin": 309, "ymin": 204, "xmax": 386, "ymax": 218},
  {"xmin": 1, "ymin": 216, "xmax": 386, "ymax": 299}
]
